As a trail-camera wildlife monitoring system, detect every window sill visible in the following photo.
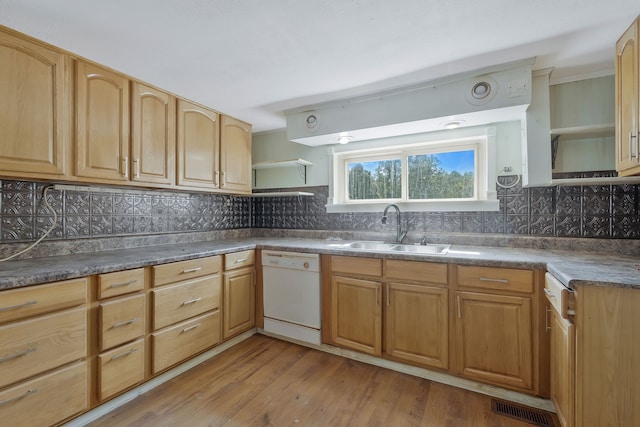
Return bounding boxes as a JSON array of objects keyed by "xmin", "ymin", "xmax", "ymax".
[{"xmin": 325, "ymin": 200, "xmax": 500, "ymax": 213}]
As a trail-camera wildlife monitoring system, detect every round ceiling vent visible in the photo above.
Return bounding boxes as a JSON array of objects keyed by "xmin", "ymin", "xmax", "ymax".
[
  {"xmin": 471, "ymin": 82, "xmax": 491, "ymax": 99},
  {"xmin": 466, "ymin": 76, "xmax": 498, "ymax": 106},
  {"xmin": 305, "ymin": 114, "xmax": 318, "ymax": 129}
]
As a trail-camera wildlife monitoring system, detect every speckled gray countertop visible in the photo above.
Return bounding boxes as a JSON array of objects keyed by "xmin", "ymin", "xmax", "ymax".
[{"xmin": 0, "ymin": 237, "xmax": 638, "ymax": 290}]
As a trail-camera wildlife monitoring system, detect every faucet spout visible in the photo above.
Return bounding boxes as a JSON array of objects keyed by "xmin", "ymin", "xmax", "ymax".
[{"xmin": 382, "ymin": 203, "xmax": 407, "ymax": 244}]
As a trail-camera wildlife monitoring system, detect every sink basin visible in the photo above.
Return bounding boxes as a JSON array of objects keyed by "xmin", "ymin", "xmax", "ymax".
[
  {"xmin": 345, "ymin": 241, "xmax": 391, "ymax": 250},
  {"xmin": 389, "ymin": 244, "xmax": 450, "ymax": 255},
  {"xmin": 342, "ymin": 241, "xmax": 450, "ymax": 255}
]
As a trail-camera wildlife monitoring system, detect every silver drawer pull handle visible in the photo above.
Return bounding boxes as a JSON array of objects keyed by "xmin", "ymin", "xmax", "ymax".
[
  {"xmin": 0, "ymin": 347, "xmax": 36, "ymax": 363},
  {"xmin": 479, "ymin": 277, "xmax": 509, "ymax": 284},
  {"xmin": 182, "ymin": 323, "xmax": 201, "ymax": 333},
  {"xmin": 0, "ymin": 389, "xmax": 37, "ymax": 406},
  {"xmin": 182, "ymin": 267, "xmax": 202, "ymax": 274},
  {"xmin": 0, "ymin": 300, "xmax": 37, "ymax": 312},
  {"xmin": 111, "ymin": 348, "xmax": 138, "ymax": 361},
  {"xmin": 182, "ymin": 297, "xmax": 202, "ymax": 306},
  {"xmin": 110, "ymin": 280, "xmax": 137, "ymax": 288},
  {"xmin": 234, "ymin": 258, "xmax": 247, "ymax": 263},
  {"xmin": 112, "ymin": 318, "xmax": 137, "ymax": 329},
  {"xmin": 543, "ymin": 288, "xmax": 555, "ymax": 298}
]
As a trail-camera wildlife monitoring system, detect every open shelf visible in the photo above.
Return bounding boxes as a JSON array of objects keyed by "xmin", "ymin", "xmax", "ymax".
[
  {"xmin": 251, "ymin": 191, "xmax": 314, "ymax": 197},
  {"xmin": 252, "ymin": 158, "xmax": 313, "ymax": 187},
  {"xmin": 550, "ymin": 124, "xmax": 615, "ymax": 138},
  {"xmin": 251, "ymin": 158, "xmax": 313, "ymax": 169}
]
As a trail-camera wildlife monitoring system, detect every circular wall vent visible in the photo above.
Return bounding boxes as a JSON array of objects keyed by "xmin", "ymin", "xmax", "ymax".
[{"xmin": 466, "ymin": 76, "xmax": 498, "ymax": 106}]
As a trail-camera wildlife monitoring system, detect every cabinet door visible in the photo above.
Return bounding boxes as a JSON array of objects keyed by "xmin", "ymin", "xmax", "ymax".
[
  {"xmin": 331, "ymin": 275, "xmax": 381, "ymax": 356},
  {"xmin": 176, "ymin": 99, "xmax": 220, "ymax": 189},
  {"xmin": 76, "ymin": 61, "xmax": 130, "ymax": 181},
  {"xmin": 0, "ymin": 32, "xmax": 70, "ymax": 177},
  {"xmin": 455, "ymin": 291, "xmax": 533, "ymax": 391},
  {"xmin": 550, "ymin": 307, "xmax": 575, "ymax": 427},
  {"xmin": 616, "ymin": 19, "xmax": 640, "ymax": 175},
  {"xmin": 131, "ymin": 82, "xmax": 176, "ymax": 185},
  {"xmin": 223, "ymin": 267, "xmax": 255, "ymax": 339},
  {"xmin": 385, "ymin": 282, "xmax": 448, "ymax": 370},
  {"xmin": 220, "ymin": 115, "xmax": 252, "ymax": 193}
]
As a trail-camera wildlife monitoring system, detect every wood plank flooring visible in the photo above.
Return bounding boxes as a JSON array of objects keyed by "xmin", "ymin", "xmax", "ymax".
[{"xmin": 87, "ymin": 335, "xmax": 553, "ymax": 426}]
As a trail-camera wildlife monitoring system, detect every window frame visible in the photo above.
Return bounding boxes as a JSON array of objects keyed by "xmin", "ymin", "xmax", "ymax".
[{"xmin": 328, "ymin": 128, "xmax": 498, "ymax": 213}]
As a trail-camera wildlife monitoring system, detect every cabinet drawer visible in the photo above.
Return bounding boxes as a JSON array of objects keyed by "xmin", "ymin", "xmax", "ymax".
[
  {"xmin": 99, "ymin": 294, "xmax": 145, "ymax": 351},
  {"xmin": 152, "ymin": 275, "xmax": 221, "ymax": 330},
  {"xmin": 0, "ymin": 278, "xmax": 87, "ymax": 324},
  {"xmin": 153, "ymin": 255, "xmax": 222, "ymax": 287},
  {"xmin": 98, "ymin": 339, "xmax": 145, "ymax": 401},
  {"xmin": 98, "ymin": 268, "xmax": 145, "ymax": 299},
  {"xmin": 331, "ymin": 256, "xmax": 383, "ymax": 277},
  {"xmin": 152, "ymin": 310, "xmax": 220, "ymax": 374},
  {"xmin": 457, "ymin": 265, "xmax": 534, "ymax": 293},
  {"xmin": 544, "ymin": 273, "xmax": 573, "ymax": 319},
  {"xmin": 0, "ymin": 307, "xmax": 86, "ymax": 388},
  {"xmin": 225, "ymin": 249, "xmax": 255, "ymax": 270},
  {"xmin": 0, "ymin": 361, "xmax": 87, "ymax": 427},
  {"xmin": 385, "ymin": 260, "xmax": 448, "ymax": 285}
]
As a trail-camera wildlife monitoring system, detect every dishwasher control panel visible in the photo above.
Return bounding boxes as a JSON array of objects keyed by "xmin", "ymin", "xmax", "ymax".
[{"xmin": 261, "ymin": 250, "xmax": 320, "ymax": 272}]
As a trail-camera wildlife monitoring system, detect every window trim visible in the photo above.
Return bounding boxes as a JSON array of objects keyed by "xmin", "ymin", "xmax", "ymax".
[{"xmin": 327, "ymin": 127, "xmax": 499, "ymax": 213}]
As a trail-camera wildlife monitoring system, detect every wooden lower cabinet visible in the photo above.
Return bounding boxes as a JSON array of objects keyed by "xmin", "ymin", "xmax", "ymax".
[
  {"xmin": 152, "ymin": 310, "xmax": 221, "ymax": 374},
  {"xmin": 99, "ymin": 293, "xmax": 145, "ymax": 351},
  {"xmin": 385, "ymin": 282, "xmax": 448, "ymax": 369},
  {"xmin": 576, "ymin": 285, "xmax": 640, "ymax": 426},
  {"xmin": 223, "ymin": 266, "xmax": 256, "ymax": 339},
  {"xmin": 0, "ymin": 361, "xmax": 87, "ymax": 427},
  {"xmin": 98, "ymin": 339, "xmax": 145, "ymax": 401},
  {"xmin": 455, "ymin": 291, "xmax": 533, "ymax": 391},
  {"xmin": 0, "ymin": 307, "xmax": 87, "ymax": 389},
  {"xmin": 549, "ymin": 306, "xmax": 575, "ymax": 427},
  {"xmin": 331, "ymin": 275, "xmax": 382, "ymax": 356}
]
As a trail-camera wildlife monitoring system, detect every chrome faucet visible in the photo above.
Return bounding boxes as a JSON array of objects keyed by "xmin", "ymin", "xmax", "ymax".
[{"xmin": 381, "ymin": 203, "xmax": 407, "ymax": 244}]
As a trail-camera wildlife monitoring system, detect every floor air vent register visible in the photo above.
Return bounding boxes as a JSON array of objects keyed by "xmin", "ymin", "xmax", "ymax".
[{"xmin": 491, "ymin": 399, "xmax": 556, "ymax": 427}]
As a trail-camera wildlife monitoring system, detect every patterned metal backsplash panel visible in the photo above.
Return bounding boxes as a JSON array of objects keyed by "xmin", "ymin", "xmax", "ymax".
[
  {"xmin": 0, "ymin": 180, "xmax": 251, "ymax": 242},
  {"xmin": 0, "ymin": 177, "xmax": 639, "ymax": 243}
]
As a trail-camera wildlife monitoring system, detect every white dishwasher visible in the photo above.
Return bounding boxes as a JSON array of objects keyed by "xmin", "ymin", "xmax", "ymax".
[{"xmin": 262, "ymin": 250, "xmax": 321, "ymax": 344}]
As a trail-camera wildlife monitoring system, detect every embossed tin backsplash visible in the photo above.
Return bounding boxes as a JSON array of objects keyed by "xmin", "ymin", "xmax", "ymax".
[{"xmin": 0, "ymin": 177, "xmax": 638, "ymax": 243}]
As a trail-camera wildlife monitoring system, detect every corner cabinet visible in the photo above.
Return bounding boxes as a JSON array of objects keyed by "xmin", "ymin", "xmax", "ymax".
[
  {"xmin": 76, "ymin": 61, "xmax": 131, "ymax": 182},
  {"xmin": 616, "ymin": 16, "xmax": 640, "ymax": 176},
  {"xmin": 220, "ymin": 115, "xmax": 252, "ymax": 193},
  {"xmin": 176, "ymin": 99, "xmax": 220, "ymax": 190},
  {"xmin": 0, "ymin": 31, "xmax": 71, "ymax": 178}
]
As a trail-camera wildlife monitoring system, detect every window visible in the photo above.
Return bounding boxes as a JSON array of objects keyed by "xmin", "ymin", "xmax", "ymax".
[{"xmin": 329, "ymin": 132, "xmax": 498, "ymax": 212}]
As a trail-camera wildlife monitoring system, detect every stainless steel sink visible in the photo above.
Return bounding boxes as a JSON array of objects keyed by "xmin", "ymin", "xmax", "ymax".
[
  {"xmin": 389, "ymin": 244, "xmax": 450, "ymax": 255},
  {"xmin": 342, "ymin": 241, "xmax": 450, "ymax": 255},
  {"xmin": 345, "ymin": 241, "xmax": 391, "ymax": 250}
]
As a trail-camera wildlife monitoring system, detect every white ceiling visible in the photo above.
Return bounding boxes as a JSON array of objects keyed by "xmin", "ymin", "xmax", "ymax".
[{"xmin": 1, "ymin": 1, "xmax": 639, "ymax": 133}]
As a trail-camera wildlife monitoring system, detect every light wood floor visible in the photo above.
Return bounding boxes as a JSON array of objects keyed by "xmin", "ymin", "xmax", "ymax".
[{"xmin": 87, "ymin": 335, "xmax": 554, "ymax": 426}]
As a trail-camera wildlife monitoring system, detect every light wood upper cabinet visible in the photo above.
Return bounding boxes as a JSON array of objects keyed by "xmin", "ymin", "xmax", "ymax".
[
  {"xmin": 176, "ymin": 99, "xmax": 220, "ymax": 189},
  {"xmin": 131, "ymin": 82, "xmax": 176, "ymax": 185},
  {"xmin": 616, "ymin": 16, "xmax": 640, "ymax": 175},
  {"xmin": 0, "ymin": 31, "xmax": 71, "ymax": 178},
  {"xmin": 76, "ymin": 60, "xmax": 130, "ymax": 181},
  {"xmin": 220, "ymin": 115, "xmax": 252, "ymax": 193}
]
